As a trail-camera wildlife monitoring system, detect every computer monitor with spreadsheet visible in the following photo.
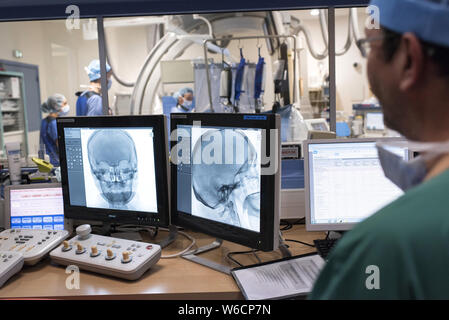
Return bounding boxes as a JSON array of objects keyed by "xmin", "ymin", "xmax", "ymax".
[
  {"xmin": 56, "ymin": 116, "xmax": 170, "ymax": 228},
  {"xmin": 365, "ymin": 112, "xmax": 385, "ymax": 131},
  {"xmin": 4, "ymin": 183, "xmax": 64, "ymax": 230},
  {"xmin": 304, "ymin": 138, "xmax": 409, "ymax": 231}
]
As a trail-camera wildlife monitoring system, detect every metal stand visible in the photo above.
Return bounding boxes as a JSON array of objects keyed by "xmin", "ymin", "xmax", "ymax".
[
  {"xmin": 182, "ymin": 234, "xmax": 291, "ymax": 275},
  {"xmin": 158, "ymin": 225, "xmax": 179, "ymax": 248},
  {"xmin": 182, "ymin": 239, "xmax": 232, "ymax": 275}
]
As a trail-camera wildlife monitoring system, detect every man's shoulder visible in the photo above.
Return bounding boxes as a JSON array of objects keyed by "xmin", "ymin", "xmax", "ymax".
[
  {"xmin": 328, "ymin": 170, "xmax": 449, "ymax": 265},
  {"xmin": 359, "ymin": 169, "xmax": 449, "ymax": 234},
  {"xmin": 311, "ymin": 173, "xmax": 449, "ymax": 299},
  {"xmin": 87, "ymin": 93, "xmax": 101, "ymax": 102}
]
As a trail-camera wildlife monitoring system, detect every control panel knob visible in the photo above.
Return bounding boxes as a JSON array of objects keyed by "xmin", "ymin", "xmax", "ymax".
[
  {"xmin": 76, "ymin": 224, "xmax": 92, "ymax": 240},
  {"xmin": 62, "ymin": 240, "xmax": 72, "ymax": 252},
  {"xmin": 105, "ymin": 249, "xmax": 115, "ymax": 260},
  {"xmin": 76, "ymin": 242, "xmax": 85, "ymax": 254},
  {"xmin": 121, "ymin": 251, "xmax": 132, "ymax": 263},
  {"xmin": 90, "ymin": 246, "xmax": 100, "ymax": 257}
]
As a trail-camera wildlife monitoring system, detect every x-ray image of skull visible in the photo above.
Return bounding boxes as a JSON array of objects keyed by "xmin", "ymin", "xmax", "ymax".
[
  {"xmin": 87, "ymin": 129, "xmax": 138, "ymax": 209},
  {"xmin": 191, "ymin": 129, "xmax": 261, "ymax": 232}
]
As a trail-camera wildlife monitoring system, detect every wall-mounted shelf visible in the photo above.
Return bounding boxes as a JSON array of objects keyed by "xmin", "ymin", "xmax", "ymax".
[{"xmin": 0, "ymin": 71, "xmax": 29, "ymax": 158}]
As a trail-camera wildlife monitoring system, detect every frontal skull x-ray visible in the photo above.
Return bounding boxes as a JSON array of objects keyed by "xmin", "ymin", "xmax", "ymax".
[
  {"xmin": 191, "ymin": 127, "xmax": 261, "ymax": 232},
  {"xmin": 81, "ymin": 128, "xmax": 157, "ymax": 212}
]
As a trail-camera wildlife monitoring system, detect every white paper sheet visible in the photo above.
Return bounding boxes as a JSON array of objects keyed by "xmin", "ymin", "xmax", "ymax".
[
  {"xmin": 10, "ymin": 77, "xmax": 20, "ymax": 99},
  {"xmin": 232, "ymin": 254, "xmax": 326, "ymax": 300}
]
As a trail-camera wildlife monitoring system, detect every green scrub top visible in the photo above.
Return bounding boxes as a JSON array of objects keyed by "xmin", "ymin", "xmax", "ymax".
[{"xmin": 309, "ymin": 169, "xmax": 449, "ymax": 300}]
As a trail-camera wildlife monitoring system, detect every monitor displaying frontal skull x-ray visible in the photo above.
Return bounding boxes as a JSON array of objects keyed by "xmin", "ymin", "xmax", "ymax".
[
  {"xmin": 170, "ymin": 113, "xmax": 281, "ymax": 252},
  {"xmin": 57, "ymin": 116, "xmax": 170, "ymax": 227}
]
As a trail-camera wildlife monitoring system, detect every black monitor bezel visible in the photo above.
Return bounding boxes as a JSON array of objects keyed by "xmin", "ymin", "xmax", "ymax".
[
  {"xmin": 57, "ymin": 115, "xmax": 170, "ymax": 227},
  {"xmin": 170, "ymin": 113, "xmax": 279, "ymax": 252}
]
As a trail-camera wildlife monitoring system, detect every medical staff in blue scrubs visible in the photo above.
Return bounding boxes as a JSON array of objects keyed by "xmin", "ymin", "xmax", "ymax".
[
  {"xmin": 171, "ymin": 87, "xmax": 195, "ymax": 113},
  {"xmin": 40, "ymin": 94, "xmax": 69, "ymax": 167},
  {"xmin": 76, "ymin": 59, "xmax": 112, "ymax": 116}
]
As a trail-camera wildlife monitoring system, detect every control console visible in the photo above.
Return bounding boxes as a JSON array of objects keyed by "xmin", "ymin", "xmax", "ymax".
[
  {"xmin": 0, "ymin": 229, "xmax": 69, "ymax": 265},
  {"xmin": 50, "ymin": 224, "xmax": 161, "ymax": 280},
  {"xmin": 0, "ymin": 251, "xmax": 24, "ymax": 288}
]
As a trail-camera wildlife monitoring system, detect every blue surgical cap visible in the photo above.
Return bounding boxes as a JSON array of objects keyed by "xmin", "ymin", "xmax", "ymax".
[
  {"xmin": 41, "ymin": 94, "xmax": 66, "ymax": 113},
  {"xmin": 173, "ymin": 87, "xmax": 194, "ymax": 100},
  {"xmin": 85, "ymin": 59, "xmax": 112, "ymax": 82},
  {"xmin": 172, "ymin": 91, "xmax": 181, "ymax": 101},
  {"xmin": 369, "ymin": 0, "xmax": 449, "ymax": 48},
  {"xmin": 178, "ymin": 87, "xmax": 194, "ymax": 96}
]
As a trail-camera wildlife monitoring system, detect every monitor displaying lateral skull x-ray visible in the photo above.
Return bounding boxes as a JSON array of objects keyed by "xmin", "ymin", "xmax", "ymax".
[
  {"xmin": 177, "ymin": 125, "xmax": 262, "ymax": 232},
  {"xmin": 64, "ymin": 127, "xmax": 158, "ymax": 213}
]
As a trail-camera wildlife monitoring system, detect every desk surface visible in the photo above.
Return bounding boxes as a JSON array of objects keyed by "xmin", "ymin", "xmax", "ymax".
[{"xmin": 0, "ymin": 225, "xmax": 324, "ymax": 299}]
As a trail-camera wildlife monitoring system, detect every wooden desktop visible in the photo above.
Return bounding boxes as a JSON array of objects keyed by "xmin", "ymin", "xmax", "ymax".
[{"xmin": 0, "ymin": 225, "xmax": 324, "ymax": 299}]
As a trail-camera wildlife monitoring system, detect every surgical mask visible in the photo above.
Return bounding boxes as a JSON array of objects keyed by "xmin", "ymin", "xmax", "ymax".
[
  {"xmin": 59, "ymin": 104, "xmax": 70, "ymax": 117},
  {"xmin": 182, "ymin": 99, "xmax": 193, "ymax": 108},
  {"xmin": 376, "ymin": 140, "xmax": 449, "ymax": 191}
]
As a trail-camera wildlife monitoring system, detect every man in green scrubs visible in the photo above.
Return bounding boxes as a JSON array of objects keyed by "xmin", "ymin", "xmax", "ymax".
[{"xmin": 310, "ymin": 0, "xmax": 449, "ymax": 299}]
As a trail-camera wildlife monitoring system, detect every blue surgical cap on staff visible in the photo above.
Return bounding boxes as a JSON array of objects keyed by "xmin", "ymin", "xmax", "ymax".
[
  {"xmin": 369, "ymin": 0, "xmax": 449, "ymax": 48},
  {"xmin": 173, "ymin": 87, "xmax": 194, "ymax": 100},
  {"xmin": 41, "ymin": 94, "xmax": 66, "ymax": 113},
  {"xmin": 85, "ymin": 59, "xmax": 112, "ymax": 82},
  {"xmin": 178, "ymin": 87, "xmax": 194, "ymax": 97}
]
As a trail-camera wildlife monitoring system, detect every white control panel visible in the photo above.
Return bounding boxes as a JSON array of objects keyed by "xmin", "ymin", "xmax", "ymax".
[
  {"xmin": 0, "ymin": 251, "xmax": 24, "ymax": 288},
  {"xmin": 0, "ymin": 229, "xmax": 69, "ymax": 265},
  {"xmin": 50, "ymin": 224, "xmax": 161, "ymax": 280}
]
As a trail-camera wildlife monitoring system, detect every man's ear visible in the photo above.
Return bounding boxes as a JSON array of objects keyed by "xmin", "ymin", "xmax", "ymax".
[{"xmin": 399, "ymin": 32, "xmax": 425, "ymax": 91}]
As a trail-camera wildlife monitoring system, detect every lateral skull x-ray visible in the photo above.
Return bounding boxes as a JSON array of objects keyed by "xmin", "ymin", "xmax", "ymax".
[
  {"xmin": 87, "ymin": 129, "xmax": 138, "ymax": 208},
  {"xmin": 191, "ymin": 128, "xmax": 261, "ymax": 232}
]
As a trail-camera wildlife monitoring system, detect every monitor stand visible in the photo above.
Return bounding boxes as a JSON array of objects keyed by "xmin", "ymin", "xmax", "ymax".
[
  {"xmin": 182, "ymin": 238, "xmax": 232, "ymax": 274},
  {"xmin": 157, "ymin": 225, "xmax": 178, "ymax": 248},
  {"xmin": 182, "ymin": 235, "xmax": 293, "ymax": 275}
]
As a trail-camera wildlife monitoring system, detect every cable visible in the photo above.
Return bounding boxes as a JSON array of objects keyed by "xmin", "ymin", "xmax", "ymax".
[
  {"xmin": 253, "ymin": 250, "xmax": 262, "ymax": 264},
  {"xmin": 115, "ymin": 224, "xmax": 196, "ymax": 259},
  {"xmin": 280, "ymin": 220, "xmax": 293, "ymax": 231},
  {"xmin": 103, "ymin": 27, "xmax": 136, "ymax": 87},
  {"xmin": 226, "ymin": 249, "xmax": 261, "ymax": 267},
  {"xmin": 160, "ymin": 229, "xmax": 196, "ymax": 259},
  {"xmin": 280, "ymin": 218, "xmax": 306, "ymax": 231},
  {"xmin": 290, "ymin": 218, "xmax": 306, "ymax": 225},
  {"xmin": 284, "ymin": 239, "xmax": 315, "ymax": 248},
  {"xmin": 226, "ymin": 253, "xmax": 244, "ymax": 267},
  {"xmin": 192, "ymin": 14, "xmax": 213, "ymax": 38}
]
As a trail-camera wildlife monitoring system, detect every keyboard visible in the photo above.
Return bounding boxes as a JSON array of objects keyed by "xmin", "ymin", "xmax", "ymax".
[{"xmin": 314, "ymin": 238, "xmax": 339, "ymax": 260}]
